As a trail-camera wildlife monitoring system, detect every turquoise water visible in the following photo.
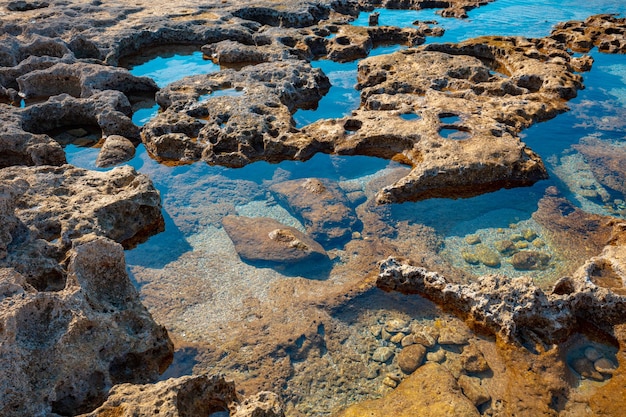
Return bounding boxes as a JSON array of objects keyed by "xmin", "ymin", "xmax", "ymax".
[{"xmin": 126, "ymin": 51, "xmax": 219, "ymax": 88}]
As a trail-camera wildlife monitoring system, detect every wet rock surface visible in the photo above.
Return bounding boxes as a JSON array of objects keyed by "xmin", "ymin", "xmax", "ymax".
[
  {"xmin": 222, "ymin": 215, "xmax": 328, "ymax": 264},
  {"xmin": 269, "ymin": 178, "xmax": 360, "ymax": 247},
  {"xmin": 0, "ymin": 237, "xmax": 173, "ymax": 417}
]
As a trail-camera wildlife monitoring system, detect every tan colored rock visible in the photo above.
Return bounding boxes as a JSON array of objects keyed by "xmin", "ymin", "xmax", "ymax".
[
  {"xmin": 81, "ymin": 374, "xmax": 284, "ymax": 417},
  {"xmin": 457, "ymin": 375, "xmax": 491, "ymax": 407},
  {"xmin": 338, "ymin": 363, "xmax": 479, "ymax": 417},
  {"xmin": 222, "ymin": 215, "xmax": 328, "ymax": 264},
  {"xmin": 96, "ymin": 135, "xmax": 136, "ymax": 168},
  {"xmin": 0, "ymin": 237, "xmax": 173, "ymax": 417},
  {"xmin": 270, "ymin": 178, "xmax": 359, "ymax": 247},
  {"xmin": 397, "ymin": 343, "xmax": 426, "ymax": 374},
  {"xmin": 0, "ymin": 164, "xmax": 163, "ymax": 289},
  {"xmin": 460, "ymin": 344, "xmax": 490, "ymax": 373}
]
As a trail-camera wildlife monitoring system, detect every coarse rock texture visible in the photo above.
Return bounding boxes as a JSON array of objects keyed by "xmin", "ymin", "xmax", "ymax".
[
  {"xmin": 0, "ymin": 164, "xmax": 164, "ymax": 290},
  {"xmin": 572, "ymin": 136, "xmax": 626, "ymax": 196},
  {"xmin": 0, "ymin": 236, "xmax": 173, "ymax": 417},
  {"xmin": 222, "ymin": 215, "xmax": 328, "ymax": 264},
  {"xmin": 96, "ymin": 134, "xmax": 136, "ymax": 168},
  {"xmin": 80, "ymin": 374, "xmax": 285, "ymax": 417},
  {"xmin": 376, "ymin": 234, "xmax": 626, "ymax": 344},
  {"xmin": 269, "ymin": 178, "xmax": 360, "ymax": 247},
  {"xmin": 338, "ymin": 362, "xmax": 480, "ymax": 417},
  {"xmin": 142, "ymin": 59, "xmax": 330, "ymax": 167},
  {"xmin": 551, "ymin": 14, "xmax": 626, "ymax": 54}
]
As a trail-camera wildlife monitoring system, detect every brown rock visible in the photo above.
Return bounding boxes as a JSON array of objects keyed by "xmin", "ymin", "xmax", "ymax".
[
  {"xmin": 270, "ymin": 178, "xmax": 359, "ymax": 246},
  {"xmin": 96, "ymin": 135, "xmax": 136, "ymax": 168},
  {"xmin": 0, "ymin": 237, "xmax": 173, "ymax": 417},
  {"xmin": 460, "ymin": 344, "xmax": 490, "ymax": 374},
  {"xmin": 457, "ymin": 375, "xmax": 491, "ymax": 407},
  {"xmin": 398, "ymin": 343, "xmax": 426, "ymax": 374},
  {"xmin": 338, "ymin": 363, "xmax": 479, "ymax": 417},
  {"xmin": 510, "ymin": 251, "xmax": 551, "ymax": 270},
  {"xmin": 222, "ymin": 215, "xmax": 328, "ymax": 264}
]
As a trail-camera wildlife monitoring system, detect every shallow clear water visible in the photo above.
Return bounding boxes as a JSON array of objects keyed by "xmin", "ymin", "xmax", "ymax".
[{"xmin": 60, "ymin": 2, "xmax": 626, "ymax": 414}]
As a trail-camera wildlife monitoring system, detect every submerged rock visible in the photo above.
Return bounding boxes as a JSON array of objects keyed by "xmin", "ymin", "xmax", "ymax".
[
  {"xmin": 222, "ymin": 215, "xmax": 328, "ymax": 264},
  {"xmin": 510, "ymin": 250, "xmax": 551, "ymax": 270},
  {"xmin": 397, "ymin": 343, "xmax": 426, "ymax": 374},
  {"xmin": 338, "ymin": 363, "xmax": 480, "ymax": 417},
  {"xmin": 0, "ymin": 237, "xmax": 173, "ymax": 417},
  {"xmin": 269, "ymin": 178, "xmax": 360, "ymax": 247}
]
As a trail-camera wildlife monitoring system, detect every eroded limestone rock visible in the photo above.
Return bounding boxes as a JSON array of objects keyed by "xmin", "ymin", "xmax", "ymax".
[
  {"xmin": 551, "ymin": 14, "xmax": 626, "ymax": 54},
  {"xmin": 0, "ymin": 237, "xmax": 173, "ymax": 417},
  {"xmin": 0, "ymin": 164, "xmax": 164, "ymax": 289},
  {"xmin": 96, "ymin": 134, "xmax": 136, "ymax": 168}
]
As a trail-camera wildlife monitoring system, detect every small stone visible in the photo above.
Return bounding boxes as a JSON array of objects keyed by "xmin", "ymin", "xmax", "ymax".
[
  {"xmin": 510, "ymin": 251, "xmax": 551, "ymax": 270},
  {"xmin": 372, "ymin": 347, "xmax": 394, "ymax": 363},
  {"xmin": 494, "ymin": 240, "xmax": 518, "ymax": 256},
  {"xmin": 381, "ymin": 329, "xmax": 392, "ymax": 341},
  {"xmin": 365, "ymin": 366, "xmax": 379, "ymax": 379},
  {"xmin": 532, "ymin": 238, "xmax": 545, "ymax": 248},
  {"xmin": 386, "ymin": 372, "xmax": 402, "ymax": 383},
  {"xmin": 427, "ymin": 349, "xmax": 446, "ymax": 363},
  {"xmin": 458, "ymin": 375, "xmax": 491, "ymax": 407},
  {"xmin": 509, "ymin": 223, "xmax": 518, "ymax": 229},
  {"xmin": 438, "ymin": 327, "xmax": 469, "ymax": 346},
  {"xmin": 594, "ymin": 358, "xmax": 617, "ymax": 374},
  {"xmin": 461, "ymin": 250, "xmax": 480, "ymax": 265},
  {"xmin": 352, "ymin": 231, "xmax": 362, "ymax": 240},
  {"xmin": 515, "ymin": 241, "xmax": 529, "ymax": 249},
  {"xmin": 96, "ymin": 135, "xmax": 136, "ymax": 168},
  {"xmin": 411, "ymin": 330, "xmax": 436, "ymax": 348},
  {"xmin": 509, "ymin": 233, "xmax": 524, "ymax": 242},
  {"xmin": 584, "ymin": 347, "xmax": 602, "ymax": 362},
  {"xmin": 401, "ymin": 334, "xmax": 415, "ymax": 347},
  {"xmin": 521, "ymin": 229, "xmax": 538, "ymax": 241},
  {"xmin": 370, "ymin": 325, "xmax": 382, "ymax": 338},
  {"xmin": 382, "ymin": 376, "xmax": 397, "ymax": 388},
  {"xmin": 475, "ymin": 244, "xmax": 500, "ymax": 268},
  {"xmin": 460, "ymin": 344, "xmax": 490, "ymax": 373},
  {"xmin": 465, "ymin": 234, "xmax": 481, "ymax": 245},
  {"xmin": 398, "ymin": 344, "xmax": 426, "ymax": 374},
  {"xmin": 570, "ymin": 357, "xmax": 604, "ymax": 381},
  {"xmin": 390, "ymin": 332, "xmax": 405, "ymax": 344},
  {"xmin": 385, "ymin": 318, "xmax": 409, "ymax": 334}
]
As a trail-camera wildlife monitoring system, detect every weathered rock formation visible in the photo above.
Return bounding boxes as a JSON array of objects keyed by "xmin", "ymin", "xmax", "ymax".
[
  {"xmin": 0, "ymin": 164, "xmax": 164, "ymax": 289},
  {"xmin": 96, "ymin": 134, "xmax": 136, "ymax": 168},
  {"xmin": 222, "ymin": 215, "xmax": 328, "ymax": 264},
  {"xmin": 0, "ymin": 236, "xmax": 173, "ymax": 417},
  {"xmin": 80, "ymin": 374, "xmax": 284, "ymax": 417},
  {"xmin": 377, "ymin": 236, "xmax": 626, "ymax": 344},
  {"xmin": 551, "ymin": 14, "xmax": 626, "ymax": 54}
]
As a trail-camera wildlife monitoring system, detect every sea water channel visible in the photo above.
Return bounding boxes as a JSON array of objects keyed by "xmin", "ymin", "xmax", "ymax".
[{"xmin": 63, "ymin": 1, "xmax": 626, "ymax": 415}]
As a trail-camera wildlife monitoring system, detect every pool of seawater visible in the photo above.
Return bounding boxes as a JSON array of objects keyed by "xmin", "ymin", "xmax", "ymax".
[{"xmin": 59, "ymin": 2, "xmax": 626, "ymax": 414}]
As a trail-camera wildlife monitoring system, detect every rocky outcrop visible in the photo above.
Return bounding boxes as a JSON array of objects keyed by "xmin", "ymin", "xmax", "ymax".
[
  {"xmin": 572, "ymin": 136, "xmax": 626, "ymax": 196},
  {"xmin": 0, "ymin": 236, "xmax": 173, "ymax": 417},
  {"xmin": 0, "ymin": 164, "xmax": 164, "ymax": 289},
  {"xmin": 142, "ymin": 59, "xmax": 330, "ymax": 167},
  {"xmin": 551, "ymin": 14, "xmax": 626, "ymax": 54},
  {"xmin": 80, "ymin": 374, "xmax": 285, "ymax": 417},
  {"xmin": 269, "ymin": 178, "xmax": 360, "ymax": 246},
  {"xmin": 377, "ymin": 243, "xmax": 626, "ymax": 344},
  {"xmin": 222, "ymin": 215, "xmax": 328, "ymax": 264}
]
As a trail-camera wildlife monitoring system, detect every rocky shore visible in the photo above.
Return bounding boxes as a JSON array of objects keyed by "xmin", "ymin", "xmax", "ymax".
[{"xmin": 1, "ymin": 0, "xmax": 626, "ymax": 416}]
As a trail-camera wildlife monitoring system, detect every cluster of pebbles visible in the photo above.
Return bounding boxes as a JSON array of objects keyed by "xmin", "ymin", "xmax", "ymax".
[
  {"xmin": 568, "ymin": 344, "xmax": 618, "ymax": 382},
  {"xmin": 368, "ymin": 316, "xmax": 492, "ymax": 408}
]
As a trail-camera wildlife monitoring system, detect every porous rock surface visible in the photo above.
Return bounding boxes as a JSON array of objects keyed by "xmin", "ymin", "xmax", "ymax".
[
  {"xmin": 222, "ymin": 215, "xmax": 328, "ymax": 264},
  {"xmin": 80, "ymin": 374, "xmax": 285, "ymax": 417},
  {"xmin": 377, "ymin": 229, "xmax": 626, "ymax": 344},
  {"xmin": 0, "ymin": 236, "xmax": 173, "ymax": 417},
  {"xmin": 0, "ymin": 164, "xmax": 164, "ymax": 290}
]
